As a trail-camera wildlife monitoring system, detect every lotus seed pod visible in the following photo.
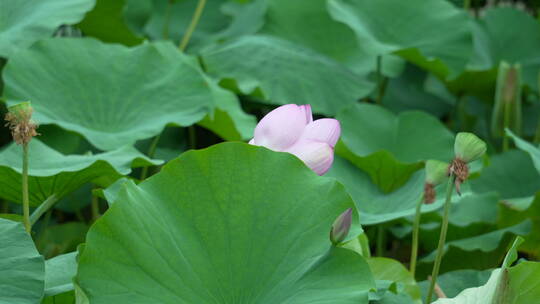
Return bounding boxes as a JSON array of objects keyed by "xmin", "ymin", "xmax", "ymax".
[
  {"xmin": 7, "ymin": 102, "xmax": 33, "ymax": 120},
  {"xmin": 424, "ymin": 183, "xmax": 436, "ymax": 204},
  {"xmin": 425, "ymin": 160, "xmax": 449, "ymax": 186},
  {"xmin": 330, "ymin": 208, "xmax": 353, "ymax": 245},
  {"xmin": 4, "ymin": 102, "xmax": 39, "ymax": 145},
  {"xmin": 454, "ymin": 132, "xmax": 486, "ymax": 163}
]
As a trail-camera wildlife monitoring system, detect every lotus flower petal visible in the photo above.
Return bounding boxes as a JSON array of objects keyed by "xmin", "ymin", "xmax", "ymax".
[
  {"xmin": 248, "ymin": 138, "xmax": 255, "ymax": 145},
  {"xmin": 253, "ymin": 104, "xmax": 311, "ymax": 150},
  {"xmin": 299, "ymin": 118, "xmax": 341, "ymax": 147},
  {"xmin": 286, "ymin": 139, "xmax": 334, "ymax": 175},
  {"xmin": 299, "ymin": 104, "xmax": 313, "ymax": 124}
]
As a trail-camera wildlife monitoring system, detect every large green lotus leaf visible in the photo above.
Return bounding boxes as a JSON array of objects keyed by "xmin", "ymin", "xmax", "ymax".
[
  {"xmin": 77, "ymin": 143, "xmax": 375, "ymax": 303},
  {"xmin": 412, "ymin": 192, "xmax": 503, "ymax": 254},
  {"xmin": 387, "ymin": 191, "xmax": 499, "ymax": 245},
  {"xmin": 507, "ymin": 130, "xmax": 540, "ymax": 174},
  {"xmin": 434, "ymin": 269, "xmax": 503, "ymax": 304},
  {"xmin": 449, "ymin": 192, "xmax": 499, "ymax": 227},
  {"xmin": 77, "ymin": 0, "xmax": 143, "ymax": 46},
  {"xmin": 42, "ymin": 292, "xmax": 75, "ymax": 304},
  {"xmin": 504, "ymin": 261, "xmax": 540, "ymax": 303},
  {"xmin": 134, "ymin": 126, "xmax": 188, "ymax": 162},
  {"xmin": 334, "ymin": 145, "xmax": 424, "ymax": 193},
  {"xmin": 335, "ymin": 103, "xmax": 454, "ymax": 192},
  {"xmin": 327, "ymin": 0, "xmax": 472, "ymax": 78},
  {"xmin": 0, "ymin": 218, "xmax": 45, "ymax": 304},
  {"xmin": 124, "ymin": 0, "xmax": 229, "ymax": 50},
  {"xmin": 37, "ymin": 223, "xmax": 89, "ymax": 260},
  {"xmin": 0, "ymin": 139, "xmax": 160, "ymax": 206},
  {"xmin": 471, "ymin": 150, "xmax": 540, "ymax": 200},
  {"xmin": 216, "ymin": 0, "xmax": 267, "ymax": 39},
  {"xmin": 325, "ymin": 156, "xmax": 469, "ymax": 225},
  {"xmin": 434, "ymin": 237, "xmax": 540, "ymax": 303},
  {"xmin": 468, "ymin": 7, "xmax": 540, "ymax": 90},
  {"xmin": 382, "ymin": 65, "xmax": 453, "ymax": 117},
  {"xmin": 201, "ymin": 35, "xmax": 374, "ymax": 115},
  {"xmin": 261, "ymin": 0, "xmax": 360, "ymax": 68},
  {"xmin": 0, "ymin": 0, "xmax": 95, "ymax": 58},
  {"xmin": 258, "ymin": 0, "xmax": 404, "ymax": 77},
  {"xmin": 418, "ymin": 269, "xmax": 492, "ymax": 302},
  {"xmin": 36, "ymin": 125, "xmax": 93, "ymax": 155},
  {"xmin": 447, "ymin": 7, "xmax": 540, "ymax": 99},
  {"xmin": 418, "ymin": 221, "xmax": 531, "ymax": 275},
  {"xmin": 44, "ymin": 252, "xmax": 78, "ymax": 297},
  {"xmin": 498, "ymin": 192, "xmax": 540, "ymax": 258},
  {"xmin": 3, "ymin": 38, "xmax": 216, "ymax": 150},
  {"xmin": 367, "ymin": 258, "xmax": 421, "ymax": 304},
  {"xmin": 445, "ymin": 69, "xmax": 497, "ymax": 102},
  {"xmin": 197, "ymin": 81, "xmax": 257, "ymax": 141}
]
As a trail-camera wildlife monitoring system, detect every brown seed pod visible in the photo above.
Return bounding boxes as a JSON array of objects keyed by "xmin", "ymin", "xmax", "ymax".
[
  {"xmin": 423, "ymin": 183, "xmax": 436, "ymax": 204},
  {"xmin": 448, "ymin": 158, "xmax": 469, "ymax": 195},
  {"xmin": 4, "ymin": 103, "xmax": 39, "ymax": 145}
]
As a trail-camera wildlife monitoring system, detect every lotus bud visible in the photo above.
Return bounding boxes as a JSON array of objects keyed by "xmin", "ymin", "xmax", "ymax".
[
  {"xmin": 252, "ymin": 104, "xmax": 312, "ymax": 151},
  {"xmin": 249, "ymin": 104, "xmax": 340, "ymax": 175},
  {"xmin": 451, "ymin": 132, "xmax": 486, "ymax": 194},
  {"xmin": 4, "ymin": 102, "xmax": 39, "ymax": 145},
  {"xmin": 330, "ymin": 208, "xmax": 353, "ymax": 245},
  {"xmin": 491, "ymin": 62, "xmax": 522, "ymax": 138}
]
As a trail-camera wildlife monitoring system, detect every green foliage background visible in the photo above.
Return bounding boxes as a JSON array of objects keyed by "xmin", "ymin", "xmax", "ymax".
[{"xmin": 1, "ymin": 0, "xmax": 540, "ymax": 303}]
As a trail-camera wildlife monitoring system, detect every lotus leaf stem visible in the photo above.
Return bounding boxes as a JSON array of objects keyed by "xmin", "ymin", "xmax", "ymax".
[
  {"xmin": 426, "ymin": 175, "xmax": 456, "ymax": 303},
  {"xmin": 409, "ymin": 194, "xmax": 424, "ymax": 278},
  {"xmin": 179, "ymin": 0, "xmax": 207, "ymax": 51}
]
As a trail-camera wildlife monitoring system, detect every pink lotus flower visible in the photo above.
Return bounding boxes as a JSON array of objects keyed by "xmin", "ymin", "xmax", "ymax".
[{"xmin": 249, "ymin": 104, "xmax": 340, "ymax": 175}]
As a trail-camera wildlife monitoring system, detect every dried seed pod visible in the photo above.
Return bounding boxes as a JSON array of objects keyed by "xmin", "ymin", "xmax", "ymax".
[
  {"xmin": 448, "ymin": 158, "xmax": 469, "ymax": 195},
  {"xmin": 424, "ymin": 183, "xmax": 436, "ymax": 204},
  {"xmin": 4, "ymin": 102, "xmax": 39, "ymax": 145}
]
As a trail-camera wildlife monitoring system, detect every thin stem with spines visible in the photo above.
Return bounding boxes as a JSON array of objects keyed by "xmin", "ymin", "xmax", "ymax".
[
  {"xmin": 22, "ymin": 144, "xmax": 30, "ymax": 233},
  {"xmin": 30, "ymin": 194, "xmax": 58, "ymax": 225},
  {"xmin": 179, "ymin": 0, "xmax": 207, "ymax": 51},
  {"xmin": 409, "ymin": 194, "xmax": 424, "ymax": 278},
  {"xmin": 426, "ymin": 175, "xmax": 456, "ymax": 303}
]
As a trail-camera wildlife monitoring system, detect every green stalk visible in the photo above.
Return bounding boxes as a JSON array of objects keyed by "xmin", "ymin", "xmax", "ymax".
[
  {"xmin": 463, "ymin": 0, "xmax": 471, "ymax": 10},
  {"xmin": 30, "ymin": 194, "xmax": 58, "ymax": 225},
  {"xmin": 409, "ymin": 194, "xmax": 425, "ymax": 278},
  {"xmin": 426, "ymin": 175, "xmax": 456, "ymax": 303},
  {"xmin": 163, "ymin": 0, "xmax": 173, "ymax": 39},
  {"xmin": 179, "ymin": 0, "xmax": 207, "ymax": 51},
  {"xmin": 140, "ymin": 134, "xmax": 161, "ymax": 180},
  {"xmin": 22, "ymin": 144, "xmax": 30, "ymax": 234}
]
